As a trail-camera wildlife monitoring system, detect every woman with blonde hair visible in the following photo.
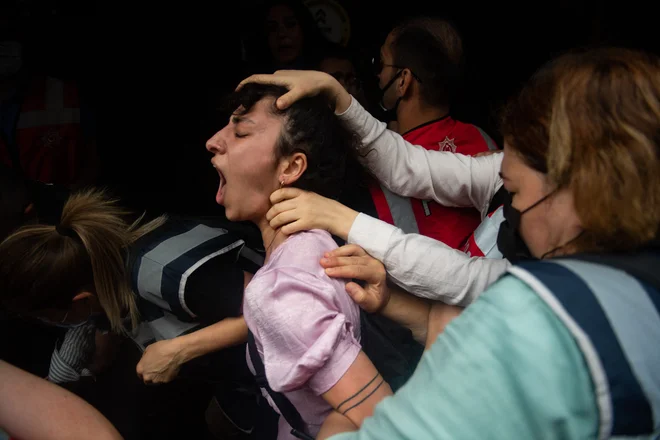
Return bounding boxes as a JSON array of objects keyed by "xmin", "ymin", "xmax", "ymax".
[
  {"xmin": 242, "ymin": 47, "xmax": 660, "ymax": 439},
  {"xmin": 0, "ymin": 189, "xmax": 257, "ymax": 387},
  {"xmin": 0, "ymin": 189, "xmax": 163, "ymax": 334}
]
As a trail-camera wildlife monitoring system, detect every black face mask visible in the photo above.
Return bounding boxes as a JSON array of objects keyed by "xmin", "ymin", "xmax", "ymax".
[
  {"xmin": 378, "ymin": 70, "xmax": 403, "ymax": 122},
  {"xmin": 497, "ymin": 191, "xmax": 555, "ymax": 263}
]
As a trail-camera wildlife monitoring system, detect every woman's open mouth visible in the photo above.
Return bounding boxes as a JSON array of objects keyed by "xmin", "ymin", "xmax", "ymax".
[{"xmin": 213, "ymin": 163, "xmax": 226, "ymax": 205}]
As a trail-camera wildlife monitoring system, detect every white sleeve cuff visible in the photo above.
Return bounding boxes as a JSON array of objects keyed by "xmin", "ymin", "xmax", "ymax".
[
  {"xmin": 335, "ymin": 95, "xmax": 356, "ymax": 117},
  {"xmin": 347, "ymin": 213, "xmax": 395, "ymax": 262}
]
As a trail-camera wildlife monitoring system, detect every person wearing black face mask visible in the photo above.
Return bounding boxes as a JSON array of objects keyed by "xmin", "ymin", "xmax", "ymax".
[
  {"xmin": 239, "ymin": 63, "xmax": 605, "ymax": 310},
  {"xmin": 497, "ymin": 189, "xmax": 574, "ymax": 263},
  {"xmin": 362, "ymin": 17, "xmax": 500, "ymax": 253}
]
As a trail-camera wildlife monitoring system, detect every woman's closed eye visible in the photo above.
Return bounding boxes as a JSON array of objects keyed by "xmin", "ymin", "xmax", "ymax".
[{"xmin": 235, "ymin": 131, "xmax": 248, "ymax": 139}]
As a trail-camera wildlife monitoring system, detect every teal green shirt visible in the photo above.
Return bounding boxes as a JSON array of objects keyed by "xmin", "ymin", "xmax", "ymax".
[{"xmin": 331, "ymin": 275, "xmax": 599, "ymax": 440}]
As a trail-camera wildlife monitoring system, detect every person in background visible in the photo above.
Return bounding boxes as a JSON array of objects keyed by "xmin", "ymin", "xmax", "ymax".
[
  {"xmin": 0, "ymin": 164, "xmax": 75, "ymax": 378},
  {"xmin": 0, "ymin": 360, "xmax": 122, "ymax": 440},
  {"xmin": 318, "ymin": 44, "xmax": 370, "ymax": 110},
  {"xmin": 248, "ymin": 0, "xmax": 329, "ymax": 73},
  {"xmin": 0, "ymin": 189, "xmax": 265, "ymax": 436},
  {"xmin": 371, "ymin": 16, "xmax": 496, "ymax": 249},
  {"xmin": 0, "ymin": 31, "xmax": 97, "ymax": 187}
]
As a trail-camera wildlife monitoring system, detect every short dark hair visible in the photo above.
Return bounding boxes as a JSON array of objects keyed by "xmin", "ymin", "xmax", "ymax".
[
  {"xmin": 227, "ymin": 83, "xmax": 364, "ymax": 201},
  {"xmin": 0, "ymin": 165, "xmax": 30, "ymax": 242},
  {"xmin": 390, "ymin": 17, "xmax": 464, "ymax": 108}
]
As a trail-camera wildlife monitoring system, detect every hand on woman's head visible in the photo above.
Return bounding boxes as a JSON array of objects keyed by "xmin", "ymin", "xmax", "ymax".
[
  {"xmin": 321, "ymin": 245, "xmax": 390, "ymax": 314},
  {"xmin": 237, "ymin": 70, "xmax": 352, "ymax": 113},
  {"xmin": 214, "ymin": 82, "xmax": 365, "ymax": 224}
]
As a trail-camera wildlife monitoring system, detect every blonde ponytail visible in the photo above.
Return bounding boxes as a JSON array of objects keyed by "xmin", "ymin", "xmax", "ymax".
[{"xmin": 0, "ymin": 189, "xmax": 165, "ymax": 333}]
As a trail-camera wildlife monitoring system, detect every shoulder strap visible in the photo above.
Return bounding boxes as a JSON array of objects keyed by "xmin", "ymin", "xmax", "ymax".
[
  {"xmin": 563, "ymin": 244, "xmax": 660, "ymax": 292},
  {"xmin": 511, "ymin": 260, "xmax": 659, "ymax": 438},
  {"xmin": 247, "ymin": 331, "xmax": 314, "ymax": 440}
]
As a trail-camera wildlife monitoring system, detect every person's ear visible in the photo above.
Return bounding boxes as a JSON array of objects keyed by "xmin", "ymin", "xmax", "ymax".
[
  {"xmin": 72, "ymin": 291, "xmax": 93, "ymax": 302},
  {"xmin": 397, "ymin": 69, "xmax": 414, "ymax": 98},
  {"xmin": 279, "ymin": 152, "xmax": 308, "ymax": 186}
]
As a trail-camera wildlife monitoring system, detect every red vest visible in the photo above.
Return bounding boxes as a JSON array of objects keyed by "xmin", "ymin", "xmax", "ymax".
[
  {"xmin": 0, "ymin": 76, "xmax": 84, "ymax": 184},
  {"xmin": 369, "ymin": 117, "xmax": 496, "ymax": 249},
  {"xmin": 461, "ymin": 205, "xmax": 504, "ymax": 258}
]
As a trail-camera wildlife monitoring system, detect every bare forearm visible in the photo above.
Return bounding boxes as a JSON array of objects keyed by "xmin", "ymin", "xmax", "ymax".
[
  {"xmin": 177, "ymin": 317, "xmax": 248, "ymax": 363},
  {"xmin": 0, "ymin": 361, "xmax": 122, "ymax": 440},
  {"xmin": 425, "ymin": 302, "xmax": 464, "ymax": 349},
  {"xmin": 381, "ymin": 286, "xmax": 430, "ymax": 344},
  {"xmin": 325, "ymin": 200, "xmax": 359, "ymax": 241}
]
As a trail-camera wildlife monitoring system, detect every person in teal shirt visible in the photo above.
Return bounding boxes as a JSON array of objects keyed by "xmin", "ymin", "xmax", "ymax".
[
  {"xmin": 327, "ymin": 275, "xmax": 600, "ymax": 439},
  {"xmin": 239, "ymin": 47, "xmax": 660, "ymax": 439}
]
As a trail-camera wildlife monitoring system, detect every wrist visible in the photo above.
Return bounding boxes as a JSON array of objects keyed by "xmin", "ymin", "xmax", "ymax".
[
  {"xmin": 373, "ymin": 287, "xmax": 392, "ymax": 315},
  {"xmin": 324, "ymin": 76, "xmax": 351, "ymax": 114},
  {"xmin": 328, "ymin": 202, "xmax": 358, "ymax": 240},
  {"xmin": 333, "ymin": 91, "xmax": 352, "ymax": 115},
  {"xmin": 170, "ymin": 335, "xmax": 194, "ymax": 363}
]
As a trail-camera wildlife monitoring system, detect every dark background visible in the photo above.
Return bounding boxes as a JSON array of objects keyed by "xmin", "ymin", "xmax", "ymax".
[
  {"xmin": 1, "ymin": 2, "xmax": 657, "ymax": 438},
  {"xmin": 3, "ymin": 0, "xmax": 657, "ymax": 216}
]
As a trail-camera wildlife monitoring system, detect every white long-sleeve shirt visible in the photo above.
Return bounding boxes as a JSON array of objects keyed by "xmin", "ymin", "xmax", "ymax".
[{"xmin": 338, "ymin": 98, "xmax": 511, "ymax": 305}]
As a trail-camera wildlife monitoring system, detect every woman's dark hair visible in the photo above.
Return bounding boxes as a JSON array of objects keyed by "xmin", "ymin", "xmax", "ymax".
[
  {"xmin": 389, "ymin": 16, "xmax": 464, "ymax": 109},
  {"xmin": 227, "ymin": 83, "xmax": 365, "ymax": 201}
]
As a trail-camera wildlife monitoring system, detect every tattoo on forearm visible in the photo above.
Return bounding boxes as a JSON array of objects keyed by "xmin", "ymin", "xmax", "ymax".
[
  {"xmin": 336, "ymin": 373, "xmax": 380, "ymax": 412},
  {"xmin": 341, "ymin": 378, "xmax": 385, "ymax": 415}
]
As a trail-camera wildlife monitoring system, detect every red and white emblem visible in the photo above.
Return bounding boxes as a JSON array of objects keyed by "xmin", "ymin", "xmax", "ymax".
[{"xmin": 438, "ymin": 137, "xmax": 457, "ymax": 153}]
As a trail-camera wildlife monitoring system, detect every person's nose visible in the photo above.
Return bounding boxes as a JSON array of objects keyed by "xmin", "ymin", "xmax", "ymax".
[{"xmin": 205, "ymin": 128, "xmax": 228, "ymax": 155}]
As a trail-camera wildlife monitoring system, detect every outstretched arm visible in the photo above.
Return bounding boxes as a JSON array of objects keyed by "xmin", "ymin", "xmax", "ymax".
[
  {"xmin": 136, "ymin": 271, "xmax": 252, "ymax": 384},
  {"xmin": 0, "ymin": 360, "xmax": 123, "ymax": 440},
  {"xmin": 239, "ymin": 70, "xmax": 503, "ymax": 216},
  {"xmin": 136, "ymin": 316, "xmax": 248, "ymax": 384},
  {"xmin": 338, "ymin": 98, "xmax": 503, "ymax": 215},
  {"xmin": 266, "ymin": 189, "xmax": 510, "ymax": 305},
  {"xmin": 320, "ymin": 244, "xmax": 461, "ymax": 346}
]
